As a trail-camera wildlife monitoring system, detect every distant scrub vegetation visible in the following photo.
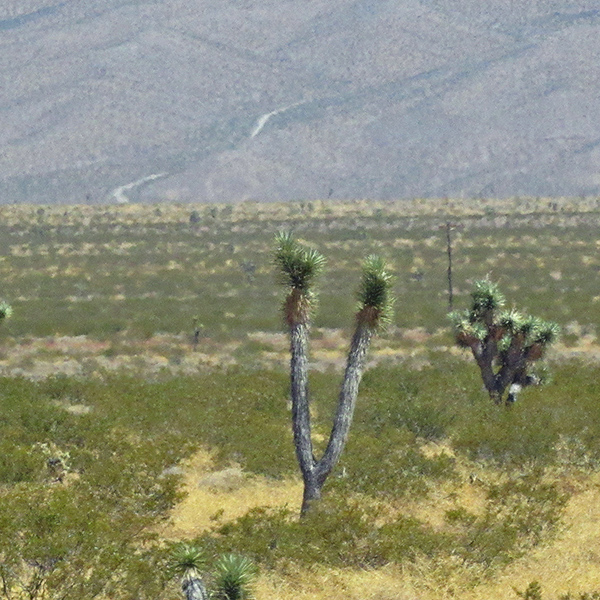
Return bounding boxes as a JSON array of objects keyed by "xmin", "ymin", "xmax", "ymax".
[
  {"xmin": 1, "ymin": 201, "xmax": 600, "ymax": 598},
  {"xmin": 0, "ymin": 201, "xmax": 599, "ymax": 344}
]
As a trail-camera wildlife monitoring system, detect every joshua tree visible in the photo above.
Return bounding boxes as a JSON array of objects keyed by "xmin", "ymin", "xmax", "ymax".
[
  {"xmin": 449, "ymin": 279, "xmax": 559, "ymax": 405},
  {"xmin": 169, "ymin": 546, "xmax": 256, "ymax": 600},
  {"xmin": 274, "ymin": 232, "xmax": 394, "ymax": 514},
  {"xmin": 169, "ymin": 544, "xmax": 208, "ymax": 600}
]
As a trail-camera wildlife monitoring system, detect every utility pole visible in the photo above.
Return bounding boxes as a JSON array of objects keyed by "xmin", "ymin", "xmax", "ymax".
[{"xmin": 440, "ymin": 221, "xmax": 462, "ymax": 312}]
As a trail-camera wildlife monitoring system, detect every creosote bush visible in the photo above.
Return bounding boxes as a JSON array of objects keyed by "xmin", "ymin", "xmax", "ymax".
[{"xmin": 199, "ymin": 496, "xmax": 446, "ymax": 569}]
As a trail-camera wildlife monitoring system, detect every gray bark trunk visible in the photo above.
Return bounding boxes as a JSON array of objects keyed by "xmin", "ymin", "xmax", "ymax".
[
  {"xmin": 301, "ymin": 472, "xmax": 322, "ymax": 515},
  {"xmin": 317, "ymin": 324, "xmax": 373, "ymax": 483},
  {"xmin": 294, "ymin": 323, "xmax": 374, "ymax": 515},
  {"xmin": 182, "ymin": 576, "xmax": 208, "ymax": 600},
  {"xmin": 289, "ymin": 322, "xmax": 317, "ymax": 511},
  {"xmin": 472, "ymin": 338, "xmax": 498, "ymax": 397}
]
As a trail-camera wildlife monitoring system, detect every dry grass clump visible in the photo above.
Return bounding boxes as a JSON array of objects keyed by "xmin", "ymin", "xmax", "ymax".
[{"xmin": 161, "ymin": 449, "xmax": 302, "ymax": 539}]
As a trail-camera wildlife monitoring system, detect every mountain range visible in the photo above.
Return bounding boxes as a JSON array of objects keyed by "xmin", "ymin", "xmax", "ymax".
[{"xmin": 1, "ymin": 0, "xmax": 600, "ymax": 204}]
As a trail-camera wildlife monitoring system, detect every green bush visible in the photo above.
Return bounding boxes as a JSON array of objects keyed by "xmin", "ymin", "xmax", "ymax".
[
  {"xmin": 454, "ymin": 472, "xmax": 567, "ymax": 568},
  {"xmin": 199, "ymin": 495, "xmax": 447, "ymax": 569},
  {"xmin": 333, "ymin": 428, "xmax": 456, "ymax": 499},
  {"xmin": 0, "ymin": 440, "xmax": 44, "ymax": 483}
]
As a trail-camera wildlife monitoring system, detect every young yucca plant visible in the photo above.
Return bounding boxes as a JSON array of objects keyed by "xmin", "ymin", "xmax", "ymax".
[
  {"xmin": 449, "ymin": 279, "xmax": 559, "ymax": 405},
  {"xmin": 213, "ymin": 554, "xmax": 257, "ymax": 600},
  {"xmin": 275, "ymin": 233, "xmax": 395, "ymax": 514},
  {"xmin": 169, "ymin": 543, "xmax": 208, "ymax": 600}
]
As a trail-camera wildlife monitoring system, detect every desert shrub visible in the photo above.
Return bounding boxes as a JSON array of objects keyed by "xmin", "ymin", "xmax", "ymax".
[
  {"xmin": 199, "ymin": 495, "xmax": 447, "ymax": 569},
  {"xmin": 450, "ymin": 360, "xmax": 600, "ymax": 467},
  {"xmin": 358, "ymin": 361, "xmax": 478, "ymax": 440},
  {"xmin": 453, "ymin": 472, "xmax": 567, "ymax": 568},
  {"xmin": 0, "ymin": 376, "xmax": 187, "ymax": 600},
  {"xmin": 35, "ymin": 370, "xmax": 295, "ymax": 478},
  {"xmin": 516, "ymin": 581, "xmax": 544, "ymax": 600},
  {"xmin": 391, "ymin": 395, "xmax": 456, "ymax": 440},
  {"xmin": 333, "ymin": 427, "xmax": 456, "ymax": 499},
  {"xmin": 0, "ymin": 482, "xmax": 175, "ymax": 600},
  {"xmin": 514, "ymin": 582, "xmax": 600, "ymax": 600},
  {"xmin": 542, "ymin": 362, "xmax": 600, "ymax": 463},
  {"xmin": 451, "ymin": 390, "xmax": 560, "ymax": 466},
  {"xmin": 0, "ymin": 440, "xmax": 45, "ymax": 483}
]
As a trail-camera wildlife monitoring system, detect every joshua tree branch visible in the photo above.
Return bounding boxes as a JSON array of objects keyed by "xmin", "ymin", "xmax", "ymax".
[
  {"xmin": 289, "ymin": 321, "xmax": 316, "ymax": 478},
  {"xmin": 316, "ymin": 323, "xmax": 373, "ymax": 483}
]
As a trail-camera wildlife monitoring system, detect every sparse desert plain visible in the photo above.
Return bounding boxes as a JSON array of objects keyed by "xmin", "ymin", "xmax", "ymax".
[{"xmin": 3, "ymin": 198, "xmax": 600, "ymax": 600}]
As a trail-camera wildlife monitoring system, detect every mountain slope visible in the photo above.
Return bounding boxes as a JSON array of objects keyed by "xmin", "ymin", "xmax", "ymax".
[{"xmin": 1, "ymin": 0, "xmax": 599, "ymax": 203}]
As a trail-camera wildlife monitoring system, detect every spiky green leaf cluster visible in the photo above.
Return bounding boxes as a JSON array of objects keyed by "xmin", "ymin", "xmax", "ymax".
[
  {"xmin": 357, "ymin": 255, "xmax": 395, "ymax": 327},
  {"xmin": 274, "ymin": 232, "xmax": 325, "ymax": 293},
  {"xmin": 532, "ymin": 320, "xmax": 560, "ymax": 345},
  {"xmin": 213, "ymin": 554, "xmax": 257, "ymax": 600},
  {"xmin": 498, "ymin": 309, "xmax": 526, "ymax": 333},
  {"xmin": 0, "ymin": 301, "xmax": 12, "ymax": 321},
  {"xmin": 448, "ymin": 309, "xmax": 470, "ymax": 330},
  {"xmin": 497, "ymin": 312, "xmax": 559, "ymax": 348},
  {"xmin": 448, "ymin": 309, "xmax": 487, "ymax": 345},
  {"xmin": 451, "ymin": 281, "xmax": 560, "ymax": 354},
  {"xmin": 471, "ymin": 279, "xmax": 505, "ymax": 317},
  {"xmin": 167, "ymin": 543, "xmax": 205, "ymax": 577}
]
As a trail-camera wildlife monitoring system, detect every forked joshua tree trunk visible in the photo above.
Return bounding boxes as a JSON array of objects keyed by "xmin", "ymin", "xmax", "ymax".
[{"xmin": 275, "ymin": 233, "xmax": 393, "ymax": 514}]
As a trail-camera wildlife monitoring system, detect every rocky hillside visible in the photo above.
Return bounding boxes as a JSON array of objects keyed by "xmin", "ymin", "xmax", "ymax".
[{"xmin": 1, "ymin": 0, "xmax": 600, "ymax": 204}]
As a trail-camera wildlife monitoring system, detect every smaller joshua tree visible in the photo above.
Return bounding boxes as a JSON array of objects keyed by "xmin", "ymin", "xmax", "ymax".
[
  {"xmin": 169, "ymin": 546, "xmax": 256, "ymax": 600},
  {"xmin": 275, "ymin": 232, "xmax": 394, "ymax": 514},
  {"xmin": 449, "ymin": 279, "xmax": 559, "ymax": 405},
  {"xmin": 169, "ymin": 544, "xmax": 208, "ymax": 600}
]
